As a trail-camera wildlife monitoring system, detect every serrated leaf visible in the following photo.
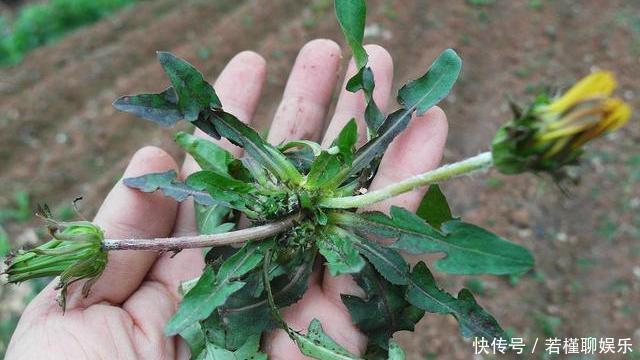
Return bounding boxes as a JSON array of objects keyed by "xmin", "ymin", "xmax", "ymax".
[
  {"xmin": 397, "ymin": 49, "xmax": 462, "ymax": 116},
  {"xmin": 157, "ymin": 51, "xmax": 221, "ymax": 122},
  {"xmin": 347, "ymin": 67, "xmax": 385, "ymax": 133},
  {"xmin": 416, "ymin": 184, "xmax": 454, "ymax": 228},
  {"xmin": 318, "ymin": 228, "xmax": 365, "ymax": 276},
  {"xmin": 112, "ymin": 86, "xmax": 182, "ymax": 127},
  {"xmin": 175, "ymin": 131, "xmax": 235, "ymax": 174},
  {"xmin": 341, "ymin": 262, "xmax": 423, "ymax": 349},
  {"xmin": 334, "ymin": 0, "xmax": 384, "ymax": 134},
  {"xmin": 348, "ymin": 231, "xmax": 409, "ymax": 286},
  {"xmin": 406, "ymin": 262, "xmax": 504, "ymax": 340},
  {"xmin": 123, "ymin": 170, "xmax": 214, "ymax": 205},
  {"xmin": 387, "ymin": 341, "xmax": 406, "ymax": 360},
  {"xmin": 292, "ymin": 319, "xmax": 361, "ymax": 360},
  {"xmin": 433, "ymin": 220, "xmax": 534, "ymax": 275},
  {"xmin": 213, "ymin": 111, "xmax": 303, "ymax": 184},
  {"xmin": 218, "ymin": 251, "xmax": 314, "ymax": 349},
  {"xmin": 334, "ymin": 208, "xmax": 534, "ymax": 275},
  {"xmin": 165, "ymin": 242, "xmax": 270, "ymax": 336},
  {"xmin": 346, "ymin": 49, "xmax": 462, "ymax": 177}
]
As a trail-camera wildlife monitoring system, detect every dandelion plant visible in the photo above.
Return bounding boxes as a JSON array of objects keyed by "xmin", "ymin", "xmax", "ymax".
[{"xmin": 3, "ymin": 1, "xmax": 632, "ymax": 359}]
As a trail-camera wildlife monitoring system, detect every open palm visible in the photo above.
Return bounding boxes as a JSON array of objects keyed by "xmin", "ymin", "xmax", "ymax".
[{"xmin": 6, "ymin": 39, "xmax": 448, "ymax": 360}]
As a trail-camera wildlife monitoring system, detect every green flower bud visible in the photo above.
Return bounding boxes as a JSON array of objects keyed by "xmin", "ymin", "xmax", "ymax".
[{"xmin": 4, "ymin": 217, "xmax": 107, "ymax": 311}]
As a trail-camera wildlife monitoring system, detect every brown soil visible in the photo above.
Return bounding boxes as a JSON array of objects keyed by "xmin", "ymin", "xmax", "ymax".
[{"xmin": 1, "ymin": 0, "xmax": 639, "ymax": 358}]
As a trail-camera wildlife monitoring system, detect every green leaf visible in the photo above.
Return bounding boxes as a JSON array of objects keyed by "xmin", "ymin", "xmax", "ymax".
[
  {"xmin": 179, "ymin": 323, "xmax": 206, "ymax": 358},
  {"xmin": 192, "ymin": 111, "xmax": 222, "ymax": 140},
  {"xmin": 292, "ymin": 319, "xmax": 361, "ymax": 360},
  {"xmin": 186, "ymin": 170, "xmax": 257, "ymax": 215},
  {"xmin": 306, "ymin": 120, "xmax": 358, "ymax": 189},
  {"xmin": 197, "ymin": 335, "xmax": 266, "ymax": 360},
  {"xmin": 433, "ymin": 220, "xmax": 534, "ymax": 275},
  {"xmin": 345, "ymin": 49, "xmax": 462, "ymax": 177},
  {"xmin": 332, "ymin": 118, "xmax": 358, "ymax": 165},
  {"xmin": 334, "ymin": 208, "xmax": 534, "ymax": 275},
  {"xmin": 0, "ymin": 224, "xmax": 9, "ymax": 257},
  {"xmin": 283, "ymin": 147, "xmax": 316, "ymax": 174},
  {"xmin": 346, "ymin": 67, "xmax": 385, "ymax": 132},
  {"xmin": 346, "ymin": 109, "xmax": 412, "ymax": 178},
  {"xmin": 416, "ymin": 184, "xmax": 453, "ymax": 228},
  {"xmin": 218, "ymin": 251, "xmax": 315, "ymax": 350},
  {"xmin": 157, "ymin": 51, "xmax": 221, "ymax": 121},
  {"xmin": 406, "ymin": 262, "xmax": 504, "ymax": 340},
  {"xmin": 334, "ymin": 0, "xmax": 367, "ymax": 69},
  {"xmin": 318, "ymin": 228, "xmax": 365, "ymax": 276},
  {"xmin": 112, "ymin": 87, "xmax": 182, "ymax": 127},
  {"xmin": 165, "ymin": 242, "xmax": 270, "ymax": 336},
  {"xmin": 397, "ymin": 49, "xmax": 462, "ymax": 116},
  {"xmin": 349, "ymin": 231, "xmax": 409, "ymax": 286},
  {"xmin": 174, "ymin": 131, "xmax": 235, "ymax": 174},
  {"xmin": 306, "ymin": 152, "xmax": 344, "ymax": 190},
  {"xmin": 334, "ymin": 0, "xmax": 384, "ymax": 134},
  {"xmin": 341, "ymin": 262, "xmax": 423, "ymax": 349},
  {"xmin": 195, "ymin": 203, "xmax": 234, "ymax": 235},
  {"xmin": 213, "ymin": 111, "xmax": 303, "ymax": 184},
  {"xmin": 387, "ymin": 341, "xmax": 406, "ymax": 360},
  {"xmin": 123, "ymin": 170, "xmax": 214, "ymax": 206}
]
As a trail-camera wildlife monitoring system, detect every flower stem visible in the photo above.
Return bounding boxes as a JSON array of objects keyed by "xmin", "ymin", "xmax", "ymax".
[
  {"xmin": 319, "ymin": 151, "xmax": 494, "ymax": 209},
  {"xmin": 101, "ymin": 213, "xmax": 300, "ymax": 251}
]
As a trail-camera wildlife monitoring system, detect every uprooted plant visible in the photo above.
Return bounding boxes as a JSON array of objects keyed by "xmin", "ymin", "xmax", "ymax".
[{"xmin": 3, "ymin": 1, "xmax": 632, "ymax": 359}]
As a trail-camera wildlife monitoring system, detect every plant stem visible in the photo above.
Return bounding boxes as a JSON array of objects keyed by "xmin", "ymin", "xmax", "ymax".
[
  {"xmin": 101, "ymin": 213, "xmax": 300, "ymax": 251},
  {"xmin": 319, "ymin": 151, "xmax": 493, "ymax": 209}
]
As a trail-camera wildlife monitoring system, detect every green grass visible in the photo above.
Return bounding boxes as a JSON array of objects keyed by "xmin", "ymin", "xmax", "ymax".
[
  {"xmin": 0, "ymin": 191, "xmax": 31, "ymax": 223},
  {"xmin": 0, "ymin": 225, "xmax": 8, "ymax": 257},
  {"xmin": 0, "ymin": 0, "xmax": 139, "ymax": 66}
]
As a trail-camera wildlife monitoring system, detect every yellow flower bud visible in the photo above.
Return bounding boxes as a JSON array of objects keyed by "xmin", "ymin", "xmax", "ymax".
[{"xmin": 492, "ymin": 71, "xmax": 632, "ymax": 175}]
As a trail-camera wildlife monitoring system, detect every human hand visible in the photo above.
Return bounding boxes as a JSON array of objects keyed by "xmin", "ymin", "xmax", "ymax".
[{"xmin": 6, "ymin": 39, "xmax": 448, "ymax": 359}]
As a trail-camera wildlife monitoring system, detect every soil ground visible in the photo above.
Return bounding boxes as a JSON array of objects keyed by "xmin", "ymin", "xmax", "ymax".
[{"xmin": 1, "ymin": 0, "xmax": 639, "ymax": 358}]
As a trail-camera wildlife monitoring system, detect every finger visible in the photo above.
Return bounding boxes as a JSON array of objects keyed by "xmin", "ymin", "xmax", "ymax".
[
  {"xmin": 148, "ymin": 51, "xmax": 266, "ymax": 302},
  {"xmin": 267, "ymin": 39, "xmax": 341, "ymax": 144},
  {"xmin": 60, "ymin": 146, "xmax": 178, "ymax": 309},
  {"xmin": 322, "ymin": 44, "xmax": 394, "ymax": 147},
  {"xmin": 322, "ymin": 107, "xmax": 448, "ymax": 304}
]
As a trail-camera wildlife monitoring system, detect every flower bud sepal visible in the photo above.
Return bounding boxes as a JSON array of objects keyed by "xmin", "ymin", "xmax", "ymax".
[{"xmin": 3, "ymin": 209, "xmax": 107, "ymax": 311}]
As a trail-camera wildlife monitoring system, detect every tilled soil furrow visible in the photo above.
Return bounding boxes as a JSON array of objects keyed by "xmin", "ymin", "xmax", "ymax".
[
  {"xmin": 0, "ymin": 0, "xmax": 312, "ymax": 207},
  {"xmin": 0, "ymin": 0, "xmax": 177, "ymax": 96},
  {"xmin": 0, "ymin": 0, "xmax": 250, "ymax": 166}
]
